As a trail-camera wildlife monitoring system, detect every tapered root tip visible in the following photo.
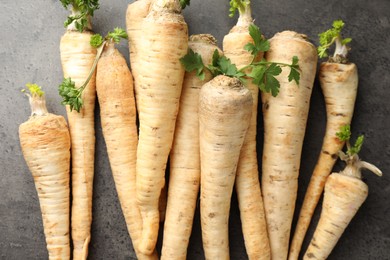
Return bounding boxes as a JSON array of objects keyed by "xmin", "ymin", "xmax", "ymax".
[
  {"xmin": 73, "ymin": 236, "xmax": 90, "ymax": 260},
  {"xmin": 138, "ymin": 214, "xmax": 160, "ymax": 255}
]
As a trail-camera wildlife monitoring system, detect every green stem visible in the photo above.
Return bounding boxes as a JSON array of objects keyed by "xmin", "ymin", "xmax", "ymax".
[
  {"xmin": 239, "ymin": 61, "xmax": 295, "ymax": 73},
  {"xmin": 237, "ymin": 2, "xmax": 252, "ymax": 27},
  {"xmin": 77, "ymin": 40, "xmax": 106, "ymax": 96},
  {"xmin": 333, "ymin": 36, "xmax": 348, "ymax": 58}
]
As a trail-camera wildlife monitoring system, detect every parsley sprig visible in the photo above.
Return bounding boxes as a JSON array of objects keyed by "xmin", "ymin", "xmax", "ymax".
[
  {"xmin": 336, "ymin": 125, "xmax": 364, "ymax": 157},
  {"xmin": 90, "ymin": 27, "xmax": 128, "ymax": 48},
  {"xmin": 60, "ymin": 0, "xmax": 100, "ymax": 32},
  {"xmin": 59, "ymin": 28, "xmax": 127, "ymax": 112},
  {"xmin": 180, "ymin": 24, "xmax": 300, "ymax": 97},
  {"xmin": 318, "ymin": 20, "xmax": 352, "ymax": 61},
  {"xmin": 335, "ymin": 125, "xmax": 382, "ymax": 178},
  {"xmin": 23, "ymin": 83, "xmax": 45, "ymax": 98}
]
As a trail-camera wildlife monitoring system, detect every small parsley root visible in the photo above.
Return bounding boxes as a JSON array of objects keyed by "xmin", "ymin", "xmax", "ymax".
[
  {"xmin": 58, "ymin": 1, "xmax": 99, "ymax": 258},
  {"xmin": 19, "ymin": 84, "xmax": 71, "ymax": 260},
  {"xmin": 289, "ymin": 20, "xmax": 357, "ymax": 260},
  {"xmin": 199, "ymin": 75, "xmax": 253, "ymax": 260},
  {"xmin": 161, "ymin": 34, "xmax": 221, "ymax": 260},
  {"xmin": 223, "ymin": 1, "xmax": 270, "ymax": 259},
  {"xmin": 261, "ymin": 31, "xmax": 317, "ymax": 260},
  {"xmin": 304, "ymin": 129, "xmax": 382, "ymax": 260},
  {"xmin": 134, "ymin": 0, "xmax": 188, "ymax": 254},
  {"xmin": 94, "ymin": 30, "xmax": 157, "ymax": 260}
]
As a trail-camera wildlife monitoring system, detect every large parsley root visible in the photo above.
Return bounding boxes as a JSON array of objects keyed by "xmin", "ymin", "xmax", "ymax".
[
  {"xmin": 289, "ymin": 20, "xmax": 357, "ymax": 260},
  {"xmin": 161, "ymin": 34, "xmax": 221, "ymax": 260},
  {"xmin": 223, "ymin": 1, "xmax": 270, "ymax": 258},
  {"xmin": 19, "ymin": 84, "xmax": 71, "ymax": 260},
  {"xmin": 126, "ymin": 0, "xmax": 169, "ymax": 224},
  {"xmin": 135, "ymin": 0, "xmax": 188, "ymax": 254},
  {"xmin": 261, "ymin": 31, "xmax": 317, "ymax": 260},
  {"xmin": 58, "ymin": 1, "xmax": 99, "ymax": 258},
  {"xmin": 199, "ymin": 75, "xmax": 253, "ymax": 259},
  {"xmin": 95, "ymin": 32, "xmax": 157, "ymax": 259},
  {"xmin": 304, "ymin": 129, "xmax": 382, "ymax": 260}
]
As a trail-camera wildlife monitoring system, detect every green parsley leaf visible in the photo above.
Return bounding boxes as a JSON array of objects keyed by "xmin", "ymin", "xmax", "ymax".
[
  {"xmin": 341, "ymin": 37, "xmax": 352, "ymax": 45},
  {"xmin": 107, "ymin": 27, "xmax": 128, "ymax": 44},
  {"xmin": 60, "ymin": 0, "xmax": 100, "ymax": 32},
  {"xmin": 25, "ymin": 83, "xmax": 45, "ymax": 97},
  {"xmin": 248, "ymin": 61, "xmax": 282, "ymax": 97},
  {"xmin": 218, "ymin": 56, "xmax": 239, "ymax": 77},
  {"xmin": 332, "ymin": 20, "xmax": 345, "ymax": 31},
  {"xmin": 207, "ymin": 50, "xmax": 245, "ymax": 80},
  {"xmin": 336, "ymin": 125, "xmax": 352, "ymax": 142},
  {"xmin": 244, "ymin": 24, "xmax": 270, "ymax": 57},
  {"xmin": 211, "ymin": 49, "xmax": 221, "ymax": 68},
  {"xmin": 90, "ymin": 34, "xmax": 104, "ymax": 48},
  {"xmin": 180, "ymin": 48, "xmax": 206, "ymax": 81},
  {"xmin": 288, "ymin": 56, "xmax": 300, "ymax": 84},
  {"xmin": 179, "ymin": 0, "xmax": 190, "ymax": 9},
  {"xmin": 317, "ymin": 19, "xmax": 352, "ymax": 59},
  {"xmin": 348, "ymin": 135, "xmax": 364, "ymax": 156},
  {"xmin": 58, "ymin": 77, "xmax": 84, "ymax": 112}
]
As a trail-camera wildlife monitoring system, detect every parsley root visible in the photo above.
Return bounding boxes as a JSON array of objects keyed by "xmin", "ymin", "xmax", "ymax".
[
  {"xmin": 94, "ymin": 31, "xmax": 157, "ymax": 260},
  {"xmin": 19, "ymin": 84, "xmax": 71, "ymax": 260},
  {"xmin": 161, "ymin": 34, "xmax": 221, "ymax": 260},
  {"xmin": 223, "ymin": 1, "xmax": 270, "ymax": 258},
  {"xmin": 261, "ymin": 31, "xmax": 317, "ymax": 260},
  {"xmin": 289, "ymin": 20, "xmax": 357, "ymax": 260},
  {"xmin": 134, "ymin": 0, "xmax": 188, "ymax": 254},
  {"xmin": 58, "ymin": 1, "xmax": 99, "ymax": 258},
  {"xmin": 199, "ymin": 75, "xmax": 253, "ymax": 259},
  {"xmin": 304, "ymin": 129, "xmax": 382, "ymax": 260}
]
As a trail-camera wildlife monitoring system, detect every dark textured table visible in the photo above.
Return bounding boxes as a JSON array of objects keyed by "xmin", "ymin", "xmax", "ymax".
[{"xmin": 1, "ymin": 0, "xmax": 389, "ymax": 259}]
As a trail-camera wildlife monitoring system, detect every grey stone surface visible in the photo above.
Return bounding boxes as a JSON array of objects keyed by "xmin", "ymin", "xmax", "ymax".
[{"xmin": 1, "ymin": 0, "xmax": 389, "ymax": 259}]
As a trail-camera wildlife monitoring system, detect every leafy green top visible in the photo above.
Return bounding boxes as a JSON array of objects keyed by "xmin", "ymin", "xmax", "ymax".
[
  {"xmin": 90, "ymin": 27, "xmax": 128, "ymax": 48},
  {"xmin": 58, "ymin": 27, "xmax": 126, "ymax": 112},
  {"xmin": 22, "ymin": 83, "xmax": 49, "ymax": 116},
  {"xmin": 318, "ymin": 20, "xmax": 352, "ymax": 60},
  {"xmin": 229, "ymin": 0, "xmax": 250, "ymax": 17},
  {"xmin": 336, "ymin": 125, "xmax": 364, "ymax": 156},
  {"xmin": 336, "ymin": 125, "xmax": 382, "ymax": 178},
  {"xmin": 60, "ymin": 0, "xmax": 100, "ymax": 32},
  {"xmin": 181, "ymin": 24, "xmax": 300, "ymax": 97},
  {"xmin": 179, "ymin": 0, "xmax": 190, "ymax": 9},
  {"xmin": 24, "ymin": 83, "xmax": 45, "ymax": 97}
]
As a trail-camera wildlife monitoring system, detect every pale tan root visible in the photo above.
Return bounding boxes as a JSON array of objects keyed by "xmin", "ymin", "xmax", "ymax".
[
  {"xmin": 135, "ymin": 0, "xmax": 188, "ymax": 254},
  {"xmin": 223, "ymin": 16, "xmax": 270, "ymax": 260},
  {"xmin": 20, "ymin": 114, "xmax": 71, "ymax": 260},
  {"xmin": 60, "ymin": 30, "xmax": 96, "ymax": 260},
  {"xmin": 161, "ymin": 34, "xmax": 220, "ymax": 260},
  {"xmin": 126, "ymin": 0, "xmax": 167, "ymax": 226},
  {"xmin": 261, "ymin": 31, "xmax": 317, "ymax": 260},
  {"xmin": 289, "ymin": 62, "xmax": 358, "ymax": 260},
  {"xmin": 199, "ymin": 75, "xmax": 253, "ymax": 260},
  {"xmin": 303, "ymin": 173, "xmax": 368, "ymax": 260},
  {"xmin": 96, "ymin": 43, "xmax": 157, "ymax": 260}
]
